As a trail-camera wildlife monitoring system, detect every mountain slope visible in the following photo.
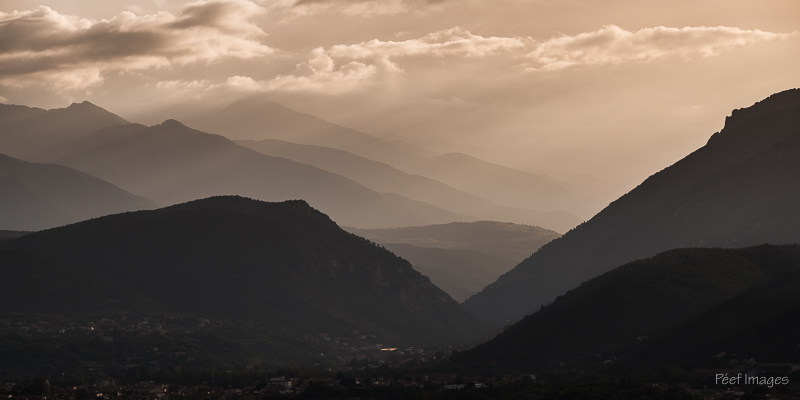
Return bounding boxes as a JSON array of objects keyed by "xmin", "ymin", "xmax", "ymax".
[
  {"xmin": 0, "ymin": 106, "xmax": 467, "ymax": 229},
  {"xmin": 462, "ymin": 88, "xmax": 800, "ymax": 325},
  {"xmin": 406, "ymin": 152, "xmax": 600, "ymax": 219},
  {"xmin": 0, "ymin": 154, "xmax": 154, "ymax": 230},
  {"xmin": 634, "ymin": 265, "xmax": 800, "ymax": 368},
  {"xmin": 189, "ymin": 98, "xmax": 589, "ymax": 228},
  {"xmin": 381, "ymin": 244, "xmax": 519, "ymax": 302},
  {"xmin": 347, "ymin": 222, "xmax": 560, "ymax": 301},
  {"xmin": 455, "ymin": 245, "xmax": 800, "ymax": 370},
  {"xmin": 0, "ymin": 196, "xmax": 493, "ymax": 352},
  {"xmin": 186, "ymin": 97, "xmax": 424, "ymax": 168},
  {"xmin": 0, "ymin": 102, "xmax": 128, "ymax": 161},
  {"xmin": 348, "ymin": 221, "xmax": 561, "ymax": 262},
  {"xmin": 239, "ymin": 138, "xmax": 581, "ymax": 232}
]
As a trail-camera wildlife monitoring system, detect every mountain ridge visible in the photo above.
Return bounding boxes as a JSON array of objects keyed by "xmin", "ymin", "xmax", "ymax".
[
  {"xmin": 455, "ymin": 244, "xmax": 800, "ymax": 370},
  {"xmin": 0, "ymin": 105, "xmax": 474, "ymax": 229},
  {"xmin": 347, "ymin": 221, "xmax": 561, "ymax": 302},
  {"xmin": 406, "ymin": 152, "xmax": 599, "ymax": 218},
  {"xmin": 0, "ymin": 153, "xmax": 154, "ymax": 230},
  {"xmin": 0, "ymin": 102, "xmax": 128, "ymax": 161},
  {"xmin": 192, "ymin": 97, "xmax": 596, "ymax": 227},
  {"xmin": 186, "ymin": 97, "xmax": 426, "ymax": 168},
  {"xmin": 462, "ymin": 88, "xmax": 800, "ymax": 325},
  {"xmin": 0, "ymin": 195, "xmax": 494, "ymax": 353},
  {"xmin": 239, "ymin": 138, "xmax": 582, "ymax": 232}
]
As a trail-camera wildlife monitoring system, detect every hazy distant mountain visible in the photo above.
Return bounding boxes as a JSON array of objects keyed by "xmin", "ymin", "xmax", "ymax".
[
  {"xmin": 237, "ymin": 138, "xmax": 483, "ymax": 210},
  {"xmin": 190, "ymin": 98, "xmax": 593, "ymax": 228},
  {"xmin": 0, "ymin": 102, "xmax": 128, "ymax": 161},
  {"xmin": 186, "ymin": 97, "xmax": 426, "ymax": 168},
  {"xmin": 382, "ymin": 245, "xmax": 522, "ymax": 303},
  {"xmin": 455, "ymin": 244, "xmax": 800, "ymax": 369},
  {"xmin": 239, "ymin": 139, "xmax": 582, "ymax": 232},
  {"xmin": 406, "ymin": 152, "xmax": 600, "ymax": 219},
  {"xmin": 0, "ymin": 103, "xmax": 470, "ymax": 228},
  {"xmin": 346, "ymin": 222, "xmax": 560, "ymax": 301},
  {"xmin": 462, "ymin": 88, "xmax": 800, "ymax": 325},
  {"xmin": 0, "ymin": 153, "xmax": 153, "ymax": 230},
  {"xmin": 534, "ymin": 169, "xmax": 630, "ymax": 210},
  {"xmin": 348, "ymin": 221, "xmax": 561, "ymax": 261},
  {"xmin": 0, "ymin": 196, "xmax": 493, "ymax": 365},
  {"xmin": 64, "ymin": 120, "xmax": 463, "ymax": 228},
  {"xmin": 379, "ymin": 192, "xmax": 471, "ymax": 223}
]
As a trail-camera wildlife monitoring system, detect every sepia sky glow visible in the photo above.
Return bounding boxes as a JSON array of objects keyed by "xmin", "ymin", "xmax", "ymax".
[{"xmin": 1, "ymin": 0, "xmax": 799, "ymax": 188}]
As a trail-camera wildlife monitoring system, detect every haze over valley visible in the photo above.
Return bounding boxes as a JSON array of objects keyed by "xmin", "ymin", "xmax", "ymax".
[{"xmin": 1, "ymin": 0, "xmax": 800, "ymax": 396}]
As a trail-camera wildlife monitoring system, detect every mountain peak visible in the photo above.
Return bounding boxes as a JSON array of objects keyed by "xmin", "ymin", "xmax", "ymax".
[
  {"xmin": 161, "ymin": 196, "xmax": 329, "ymax": 227},
  {"xmin": 0, "ymin": 195, "xmax": 491, "ymax": 356},
  {"xmin": 170, "ymin": 195, "xmax": 311, "ymax": 211},
  {"xmin": 66, "ymin": 101, "xmax": 102, "ymax": 110},
  {"xmin": 723, "ymin": 88, "xmax": 800, "ymax": 130},
  {"xmin": 705, "ymin": 88, "xmax": 800, "ymax": 146},
  {"xmin": 53, "ymin": 101, "xmax": 129, "ymax": 125},
  {"xmin": 158, "ymin": 119, "xmax": 186, "ymax": 128},
  {"xmin": 462, "ymin": 88, "xmax": 800, "ymax": 325}
]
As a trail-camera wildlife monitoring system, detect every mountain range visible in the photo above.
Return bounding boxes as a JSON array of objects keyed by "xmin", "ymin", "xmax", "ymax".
[
  {"xmin": 0, "ymin": 196, "xmax": 493, "ymax": 368},
  {"xmin": 404, "ymin": 152, "xmax": 597, "ymax": 218},
  {"xmin": 462, "ymin": 88, "xmax": 800, "ymax": 325},
  {"xmin": 0, "ymin": 101, "xmax": 128, "ymax": 162},
  {"xmin": 190, "ymin": 97, "xmax": 596, "ymax": 226},
  {"xmin": 0, "ymin": 100, "xmax": 589, "ymax": 232},
  {"xmin": 0, "ymin": 154, "xmax": 153, "ymax": 231},
  {"xmin": 455, "ymin": 244, "xmax": 800, "ymax": 371},
  {"xmin": 0, "ymin": 104, "xmax": 470, "ymax": 229},
  {"xmin": 3, "ymin": 88, "xmax": 799, "ymax": 379},
  {"xmin": 186, "ymin": 97, "xmax": 428, "ymax": 168},
  {"xmin": 238, "ymin": 138, "xmax": 581, "ymax": 232}
]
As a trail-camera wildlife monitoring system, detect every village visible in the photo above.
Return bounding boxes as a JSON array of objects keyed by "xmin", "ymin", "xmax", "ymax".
[
  {"xmin": 3, "ymin": 368, "xmax": 800, "ymax": 400},
  {"xmin": 0, "ymin": 313, "xmax": 449, "ymax": 372}
]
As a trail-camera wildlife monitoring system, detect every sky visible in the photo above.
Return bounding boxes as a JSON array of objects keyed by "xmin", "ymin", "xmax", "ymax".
[{"xmin": 1, "ymin": 0, "xmax": 799, "ymax": 189}]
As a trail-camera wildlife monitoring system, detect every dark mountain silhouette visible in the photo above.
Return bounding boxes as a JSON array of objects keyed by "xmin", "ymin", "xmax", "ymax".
[
  {"xmin": 633, "ymin": 257, "xmax": 800, "ymax": 368},
  {"xmin": 462, "ymin": 88, "xmax": 800, "ymax": 325},
  {"xmin": 0, "ymin": 231, "xmax": 29, "ymax": 241},
  {"xmin": 0, "ymin": 104, "xmax": 470, "ymax": 228},
  {"xmin": 0, "ymin": 196, "xmax": 493, "ymax": 362},
  {"xmin": 0, "ymin": 154, "xmax": 153, "ymax": 230},
  {"xmin": 239, "ymin": 139, "xmax": 581, "ymax": 232},
  {"xmin": 454, "ymin": 244, "xmax": 800, "ymax": 370},
  {"xmin": 347, "ymin": 222, "xmax": 560, "ymax": 301},
  {"xmin": 406, "ymin": 152, "xmax": 600, "ymax": 219},
  {"xmin": 186, "ymin": 97, "xmax": 426, "ymax": 168}
]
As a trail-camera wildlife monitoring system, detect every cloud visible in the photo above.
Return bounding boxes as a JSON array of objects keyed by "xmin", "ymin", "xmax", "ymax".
[
  {"xmin": 264, "ymin": 0, "xmax": 448, "ymax": 17},
  {"xmin": 225, "ymin": 48, "xmax": 382, "ymax": 94},
  {"xmin": 155, "ymin": 23, "xmax": 794, "ymax": 98},
  {"xmin": 210, "ymin": 28, "xmax": 523, "ymax": 95},
  {"xmin": 155, "ymin": 79, "xmax": 213, "ymax": 90},
  {"xmin": 528, "ymin": 25, "xmax": 796, "ymax": 70},
  {"xmin": 292, "ymin": 0, "xmax": 410, "ymax": 16},
  {"xmin": 0, "ymin": 0, "xmax": 272, "ymax": 90},
  {"xmin": 328, "ymin": 27, "xmax": 527, "ymax": 59}
]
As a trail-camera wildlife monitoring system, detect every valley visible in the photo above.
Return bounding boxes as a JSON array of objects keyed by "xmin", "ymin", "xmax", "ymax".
[{"xmin": 1, "ymin": 2, "xmax": 799, "ymax": 392}]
